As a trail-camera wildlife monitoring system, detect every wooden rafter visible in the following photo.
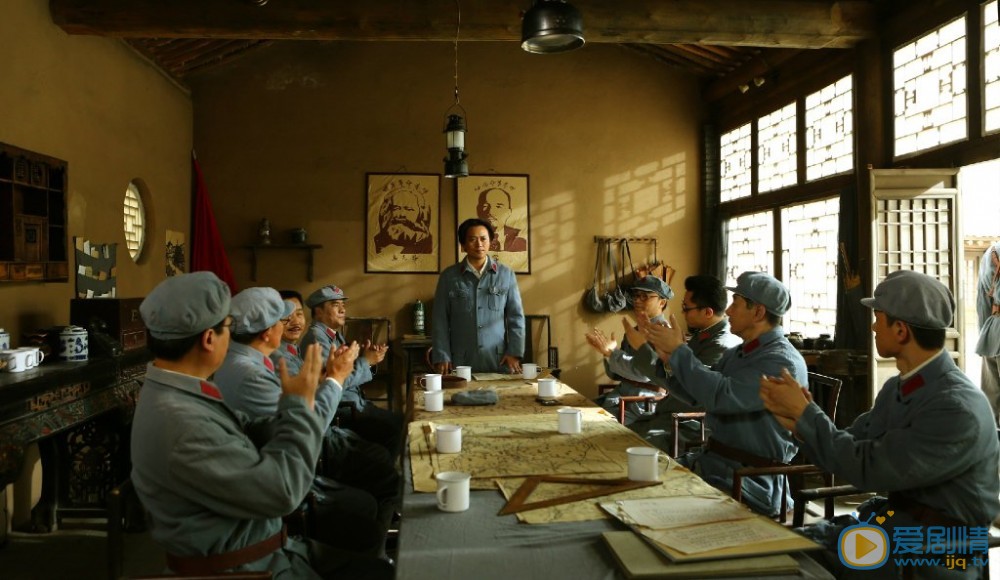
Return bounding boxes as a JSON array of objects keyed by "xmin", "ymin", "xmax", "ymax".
[{"xmin": 51, "ymin": 0, "xmax": 877, "ymax": 49}]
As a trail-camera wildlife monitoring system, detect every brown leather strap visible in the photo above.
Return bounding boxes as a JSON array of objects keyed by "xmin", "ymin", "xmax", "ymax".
[
  {"xmin": 887, "ymin": 493, "xmax": 971, "ymax": 529},
  {"xmin": 706, "ymin": 437, "xmax": 786, "ymax": 468},
  {"xmin": 167, "ymin": 525, "xmax": 287, "ymax": 574}
]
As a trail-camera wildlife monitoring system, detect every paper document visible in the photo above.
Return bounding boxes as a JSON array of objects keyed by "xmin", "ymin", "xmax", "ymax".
[
  {"xmin": 472, "ymin": 372, "xmax": 518, "ymax": 381},
  {"xmin": 608, "ymin": 495, "xmax": 754, "ymax": 529},
  {"xmin": 643, "ymin": 517, "xmax": 798, "ymax": 555}
]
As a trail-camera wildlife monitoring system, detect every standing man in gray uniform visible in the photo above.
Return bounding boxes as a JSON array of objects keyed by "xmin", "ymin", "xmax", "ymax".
[
  {"xmin": 976, "ymin": 242, "xmax": 1000, "ymax": 423},
  {"xmin": 432, "ymin": 218, "xmax": 525, "ymax": 374},
  {"xmin": 645, "ymin": 271, "xmax": 807, "ymax": 517},
  {"xmin": 299, "ymin": 284, "xmax": 401, "ymax": 456},
  {"xmin": 131, "ymin": 272, "xmax": 391, "ymax": 579},
  {"xmin": 270, "ymin": 289, "xmax": 307, "ymax": 377},
  {"xmin": 761, "ymin": 270, "xmax": 1000, "ymax": 579},
  {"xmin": 628, "ymin": 275, "xmax": 742, "ymax": 451},
  {"xmin": 586, "ymin": 276, "xmax": 673, "ymax": 425}
]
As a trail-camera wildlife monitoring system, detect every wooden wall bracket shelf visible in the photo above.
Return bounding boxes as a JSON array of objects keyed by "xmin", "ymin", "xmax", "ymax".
[{"xmin": 244, "ymin": 243, "xmax": 323, "ymax": 281}]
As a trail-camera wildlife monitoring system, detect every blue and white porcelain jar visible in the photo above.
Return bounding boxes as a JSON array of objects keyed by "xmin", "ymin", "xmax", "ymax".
[
  {"xmin": 59, "ymin": 326, "xmax": 89, "ymax": 362},
  {"xmin": 0, "ymin": 328, "xmax": 9, "ymax": 351}
]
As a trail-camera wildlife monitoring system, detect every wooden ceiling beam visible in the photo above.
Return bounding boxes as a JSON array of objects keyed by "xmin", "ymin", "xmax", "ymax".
[{"xmin": 50, "ymin": 0, "xmax": 877, "ymax": 49}]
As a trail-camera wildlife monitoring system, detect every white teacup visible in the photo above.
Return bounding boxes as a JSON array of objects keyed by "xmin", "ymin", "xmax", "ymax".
[
  {"xmin": 537, "ymin": 378, "xmax": 559, "ymax": 398},
  {"xmin": 18, "ymin": 347, "xmax": 44, "ymax": 368},
  {"xmin": 436, "ymin": 471, "xmax": 471, "ymax": 512},
  {"xmin": 436, "ymin": 424, "xmax": 462, "ymax": 453},
  {"xmin": 557, "ymin": 407, "xmax": 582, "ymax": 434},
  {"xmin": 453, "ymin": 366, "xmax": 472, "ymax": 381},
  {"xmin": 424, "ymin": 389, "xmax": 445, "ymax": 412},
  {"xmin": 420, "ymin": 373, "xmax": 442, "ymax": 391},
  {"xmin": 522, "ymin": 363, "xmax": 539, "ymax": 380},
  {"xmin": 1, "ymin": 349, "xmax": 33, "ymax": 373},
  {"xmin": 627, "ymin": 446, "xmax": 661, "ymax": 482}
]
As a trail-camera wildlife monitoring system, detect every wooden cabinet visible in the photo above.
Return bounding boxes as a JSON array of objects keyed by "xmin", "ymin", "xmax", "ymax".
[{"xmin": 0, "ymin": 143, "xmax": 69, "ymax": 282}]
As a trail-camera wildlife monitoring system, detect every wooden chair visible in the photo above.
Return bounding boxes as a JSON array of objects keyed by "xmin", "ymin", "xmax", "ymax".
[
  {"xmin": 597, "ymin": 383, "xmax": 662, "ymax": 424},
  {"xmin": 343, "ymin": 317, "xmax": 394, "ymax": 411},
  {"xmin": 730, "ymin": 372, "xmax": 843, "ymax": 524},
  {"xmin": 670, "ymin": 411, "xmax": 708, "ymax": 457},
  {"xmin": 524, "ymin": 314, "xmax": 560, "ymax": 379}
]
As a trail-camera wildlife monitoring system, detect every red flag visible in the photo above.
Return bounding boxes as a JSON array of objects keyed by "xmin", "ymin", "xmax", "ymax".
[{"xmin": 191, "ymin": 153, "xmax": 238, "ymax": 293}]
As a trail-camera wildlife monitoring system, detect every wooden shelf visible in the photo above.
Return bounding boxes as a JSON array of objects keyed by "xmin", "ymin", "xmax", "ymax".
[{"xmin": 243, "ymin": 243, "xmax": 323, "ymax": 281}]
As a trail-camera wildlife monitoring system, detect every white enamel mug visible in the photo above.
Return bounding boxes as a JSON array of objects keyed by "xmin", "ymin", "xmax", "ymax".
[
  {"xmin": 627, "ymin": 446, "xmax": 661, "ymax": 482},
  {"xmin": 453, "ymin": 366, "xmax": 472, "ymax": 381},
  {"xmin": 537, "ymin": 378, "xmax": 559, "ymax": 398},
  {"xmin": 424, "ymin": 389, "xmax": 445, "ymax": 412},
  {"xmin": 557, "ymin": 407, "xmax": 582, "ymax": 434},
  {"xmin": 521, "ymin": 363, "xmax": 539, "ymax": 380},
  {"xmin": 18, "ymin": 347, "xmax": 44, "ymax": 368},
  {"xmin": 436, "ymin": 471, "xmax": 471, "ymax": 512},
  {"xmin": 436, "ymin": 424, "xmax": 462, "ymax": 454},
  {"xmin": 420, "ymin": 373, "xmax": 442, "ymax": 392}
]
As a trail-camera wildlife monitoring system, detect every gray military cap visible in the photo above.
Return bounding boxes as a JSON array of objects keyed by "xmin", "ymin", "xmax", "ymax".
[
  {"xmin": 231, "ymin": 287, "xmax": 295, "ymax": 335},
  {"xmin": 306, "ymin": 285, "xmax": 348, "ymax": 309},
  {"xmin": 632, "ymin": 276, "xmax": 674, "ymax": 300},
  {"xmin": 141, "ymin": 272, "xmax": 231, "ymax": 339},
  {"xmin": 726, "ymin": 271, "xmax": 792, "ymax": 316},
  {"xmin": 861, "ymin": 270, "xmax": 954, "ymax": 329}
]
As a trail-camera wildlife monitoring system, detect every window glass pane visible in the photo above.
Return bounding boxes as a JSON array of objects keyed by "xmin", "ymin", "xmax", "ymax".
[
  {"xmin": 781, "ymin": 198, "xmax": 841, "ymax": 337},
  {"xmin": 124, "ymin": 181, "xmax": 146, "ymax": 261},
  {"xmin": 806, "ymin": 75, "xmax": 854, "ymax": 181},
  {"xmin": 985, "ymin": 0, "xmax": 1000, "ymax": 133},
  {"xmin": 720, "ymin": 123, "xmax": 752, "ymax": 202},
  {"xmin": 757, "ymin": 102, "xmax": 797, "ymax": 193},
  {"xmin": 893, "ymin": 15, "xmax": 968, "ymax": 156},
  {"xmin": 724, "ymin": 210, "xmax": 774, "ymax": 287}
]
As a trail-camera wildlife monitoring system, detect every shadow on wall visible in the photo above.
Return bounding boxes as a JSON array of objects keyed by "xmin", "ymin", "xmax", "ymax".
[{"xmin": 520, "ymin": 153, "xmax": 689, "ymax": 397}]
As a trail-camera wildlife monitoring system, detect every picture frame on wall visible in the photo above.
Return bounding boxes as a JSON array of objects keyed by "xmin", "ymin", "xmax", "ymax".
[
  {"xmin": 456, "ymin": 174, "xmax": 530, "ymax": 274},
  {"xmin": 365, "ymin": 173, "xmax": 441, "ymax": 273}
]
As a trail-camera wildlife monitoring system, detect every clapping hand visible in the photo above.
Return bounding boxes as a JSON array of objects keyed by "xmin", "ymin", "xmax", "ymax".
[
  {"xmin": 327, "ymin": 341, "xmax": 360, "ymax": 385},
  {"xmin": 280, "ymin": 343, "xmax": 323, "ymax": 409},
  {"xmin": 642, "ymin": 314, "xmax": 684, "ymax": 360},
  {"xmin": 621, "ymin": 316, "xmax": 647, "ymax": 350},
  {"xmin": 585, "ymin": 327, "xmax": 617, "ymax": 357},
  {"xmin": 758, "ymin": 368, "xmax": 812, "ymax": 434},
  {"xmin": 363, "ymin": 340, "xmax": 388, "ymax": 365}
]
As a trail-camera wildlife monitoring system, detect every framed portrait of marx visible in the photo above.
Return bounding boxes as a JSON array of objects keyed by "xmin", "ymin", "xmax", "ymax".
[
  {"xmin": 365, "ymin": 173, "xmax": 441, "ymax": 273},
  {"xmin": 456, "ymin": 174, "xmax": 530, "ymax": 274}
]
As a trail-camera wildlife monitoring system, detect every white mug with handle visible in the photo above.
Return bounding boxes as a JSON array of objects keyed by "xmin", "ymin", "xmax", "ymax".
[{"xmin": 436, "ymin": 471, "xmax": 471, "ymax": 512}]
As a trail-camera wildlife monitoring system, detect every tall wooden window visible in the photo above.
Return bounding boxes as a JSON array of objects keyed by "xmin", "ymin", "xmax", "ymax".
[{"xmin": 985, "ymin": 0, "xmax": 1000, "ymax": 133}]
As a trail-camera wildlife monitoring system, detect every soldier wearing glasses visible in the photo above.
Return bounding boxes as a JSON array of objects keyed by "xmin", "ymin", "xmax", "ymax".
[{"xmin": 587, "ymin": 276, "xmax": 674, "ymax": 425}]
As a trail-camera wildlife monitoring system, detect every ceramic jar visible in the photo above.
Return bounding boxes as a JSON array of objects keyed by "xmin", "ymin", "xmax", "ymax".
[
  {"xmin": 0, "ymin": 328, "xmax": 9, "ymax": 350},
  {"xmin": 59, "ymin": 326, "xmax": 89, "ymax": 362}
]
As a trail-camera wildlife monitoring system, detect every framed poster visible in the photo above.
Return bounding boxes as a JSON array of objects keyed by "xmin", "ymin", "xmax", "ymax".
[
  {"xmin": 365, "ymin": 173, "xmax": 441, "ymax": 273},
  {"xmin": 457, "ymin": 174, "xmax": 530, "ymax": 274}
]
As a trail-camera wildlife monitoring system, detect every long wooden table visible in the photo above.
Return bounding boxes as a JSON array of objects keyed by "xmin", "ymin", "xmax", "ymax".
[{"xmin": 396, "ymin": 376, "xmax": 833, "ymax": 580}]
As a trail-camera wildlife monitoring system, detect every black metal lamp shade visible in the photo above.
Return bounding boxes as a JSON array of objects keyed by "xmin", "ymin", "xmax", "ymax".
[
  {"xmin": 521, "ymin": 0, "xmax": 585, "ymax": 54},
  {"xmin": 444, "ymin": 114, "xmax": 469, "ymax": 178}
]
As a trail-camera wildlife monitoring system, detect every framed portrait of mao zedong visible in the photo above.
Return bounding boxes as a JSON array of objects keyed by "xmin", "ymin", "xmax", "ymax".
[
  {"xmin": 457, "ymin": 174, "xmax": 530, "ymax": 274},
  {"xmin": 365, "ymin": 173, "xmax": 441, "ymax": 273}
]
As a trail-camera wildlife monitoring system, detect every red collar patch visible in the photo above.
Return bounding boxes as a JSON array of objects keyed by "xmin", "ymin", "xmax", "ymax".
[
  {"xmin": 742, "ymin": 338, "xmax": 761, "ymax": 354},
  {"xmin": 287, "ymin": 344, "xmax": 298, "ymax": 355},
  {"xmin": 900, "ymin": 374, "xmax": 925, "ymax": 397},
  {"xmin": 325, "ymin": 327, "xmax": 337, "ymax": 339},
  {"xmin": 200, "ymin": 381, "xmax": 223, "ymax": 400},
  {"xmin": 490, "ymin": 262, "xmax": 498, "ymax": 273},
  {"xmin": 263, "ymin": 356, "xmax": 274, "ymax": 372},
  {"xmin": 698, "ymin": 330, "xmax": 711, "ymax": 340}
]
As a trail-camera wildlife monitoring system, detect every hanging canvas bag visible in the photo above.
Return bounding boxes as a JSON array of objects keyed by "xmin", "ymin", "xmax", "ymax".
[
  {"xmin": 583, "ymin": 240, "xmax": 609, "ymax": 312},
  {"xmin": 604, "ymin": 241, "xmax": 628, "ymax": 312}
]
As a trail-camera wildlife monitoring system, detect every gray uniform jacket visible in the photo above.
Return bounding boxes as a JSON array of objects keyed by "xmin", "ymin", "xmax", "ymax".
[
  {"xmin": 131, "ymin": 363, "xmax": 323, "ymax": 577},
  {"xmin": 299, "ymin": 321, "xmax": 371, "ymax": 409},
  {"xmin": 603, "ymin": 314, "xmax": 667, "ymax": 385},
  {"xmin": 269, "ymin": 340, "xmax": 303, "ymax": 377},
  {"xmin": 976, "ymin": 243, "xmax": 1000, "ymax": 357},
  {"xmin": 632, "ymin": 318, "xmax": 743, "ymax": 394},
  {"xmin": 668, "ymin": 326, "xmax": 807, "ymax": 516},
  {"xmin": 796, "ymin": 349, "xmax": 1000, "ymax": 527},
  {"xmin": 216, "ymin": 342, "xmax": 344, "ymax": 432},
  {"xmin": 431, "ymin": 256, "xmax": 525, "ymax": 372}
]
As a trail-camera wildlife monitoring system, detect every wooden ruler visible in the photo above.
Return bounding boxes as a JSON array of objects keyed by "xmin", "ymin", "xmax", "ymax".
[{"xmin": 499, "ymin": 475, "xmax": 660, "ymax": 515}]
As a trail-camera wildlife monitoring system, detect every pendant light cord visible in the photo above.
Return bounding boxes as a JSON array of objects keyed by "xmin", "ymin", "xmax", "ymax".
[{"xmin": 453, "ymin": 0, "xmax": 461, "ymax": 107}]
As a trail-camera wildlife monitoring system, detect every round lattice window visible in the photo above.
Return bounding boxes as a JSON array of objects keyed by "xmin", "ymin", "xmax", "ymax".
[{"xmin": 123, "ymin": 181, "xmax": 146, "ymax": 261}]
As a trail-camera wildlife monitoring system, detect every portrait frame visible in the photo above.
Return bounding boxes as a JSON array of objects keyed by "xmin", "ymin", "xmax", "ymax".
[
  {"xmin": 456, "ymin": 174, "xmax": 530, "ymax": 274},
  {"xmin": 365, "ymin": 173, "xmax": 441, "ymax": 274}
]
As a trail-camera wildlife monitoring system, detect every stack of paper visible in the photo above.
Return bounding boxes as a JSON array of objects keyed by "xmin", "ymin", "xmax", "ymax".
[{"xmin": 600, "ymin": 495, "xmax": 820, "ymax": 564}]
